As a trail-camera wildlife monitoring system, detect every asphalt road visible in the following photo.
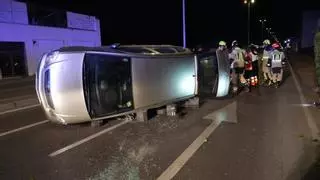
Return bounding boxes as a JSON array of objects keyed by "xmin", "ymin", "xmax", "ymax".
[{"xmin": 0, "ymin": 54, "xmax": 319, "ymax": 180}]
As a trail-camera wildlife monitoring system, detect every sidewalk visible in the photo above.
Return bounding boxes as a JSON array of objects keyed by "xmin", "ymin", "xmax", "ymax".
[
  {"xmin": 0, "ymin": 76, "xmax": 36, "ymax": 99},
  {"xmin": 0, "ymin": 75, "xmax": 35, "ymax": 87},
  {"xmin": 0, "ymin": 75, "xmax": 38, "ymax": 114}
]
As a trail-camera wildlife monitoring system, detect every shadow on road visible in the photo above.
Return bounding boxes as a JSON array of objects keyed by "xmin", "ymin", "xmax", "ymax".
[
  {"xmin": 301, "ymin": 143, "xmax": 320, "ymax": 180},
  {"xmin": 302, "ymin": 163, "xmax": 320, "ymax": 180},
  {"xmin": 285, "ymin": 140, "xmax": 320, "ymax": 180},
  {"xmin": 285, "ymin": 51, "xmax": 320, "ymax": 180}
]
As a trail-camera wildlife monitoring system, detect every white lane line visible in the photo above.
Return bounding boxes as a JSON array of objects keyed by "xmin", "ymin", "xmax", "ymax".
[
  {"xmin": 0, "ymin": 120, "xmax": 49, "ymax": 138},
  {"xmin": 0, "ymin": 104, "xmax": 40, "ymax": 116},
  {"xmin": 49, "ymin": 120, "xmax": 130, "ymax": 157},
  {"xmin": 157, "ymin": 119, "xmax": 222, "ymax": 180},
  {"xmin": 287, "ymin": 61, "xmax": 320, "ymax": 140}
]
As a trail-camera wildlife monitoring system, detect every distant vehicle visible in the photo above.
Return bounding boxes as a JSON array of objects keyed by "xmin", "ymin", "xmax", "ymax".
[{"xmin": 35, "ymin": 44, "xmax": 230, "ymax": 125}]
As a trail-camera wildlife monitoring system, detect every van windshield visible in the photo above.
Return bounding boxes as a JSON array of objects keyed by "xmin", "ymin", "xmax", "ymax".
[{"xmin": 83, "ymin": 53, "xmax": 134, "ymax": 118}]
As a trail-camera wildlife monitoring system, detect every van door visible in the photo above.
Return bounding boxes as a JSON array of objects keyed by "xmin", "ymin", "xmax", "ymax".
[
  {"xmin": 197, "ymin": 50, "xmax": 230, "ymax": 98},
  {"xmin": 83, "ymin": 53, "xmax": 133, "ymax": 118},
  {"xmin": 197, "ymin": 53, "xmax": 218, "ymax": 97}
]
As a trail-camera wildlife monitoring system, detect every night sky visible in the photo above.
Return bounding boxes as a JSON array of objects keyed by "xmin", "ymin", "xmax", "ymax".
[{"xmin": 21, "ymin": 0, "xmax": 320, "ymax": 47}]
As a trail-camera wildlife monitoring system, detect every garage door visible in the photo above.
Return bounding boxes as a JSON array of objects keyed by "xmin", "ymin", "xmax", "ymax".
[{"xmin": 0, "ymin": 42, "xmax": 27, "ymax": 78}]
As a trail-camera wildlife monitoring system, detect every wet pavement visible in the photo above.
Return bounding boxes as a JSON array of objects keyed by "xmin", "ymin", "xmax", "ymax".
[{"xmin": 0, "ymin": 53, "xmax": 319, "ymax": 180}]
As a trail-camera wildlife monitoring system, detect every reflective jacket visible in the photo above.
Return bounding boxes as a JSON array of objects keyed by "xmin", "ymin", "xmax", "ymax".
[
  {"xmin": 229, "ymin": 47, "xmax": 245, "ymax": 68},
  {"xmin": 269, "ymin": 49, "xmax": 285, "ymax": 68}
]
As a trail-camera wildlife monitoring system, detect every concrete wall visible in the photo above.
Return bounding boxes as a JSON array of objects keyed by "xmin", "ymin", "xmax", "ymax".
[
  {"xmin": 0, "ymin": 0, "xmax": 28, "ymax": 24},
  {"xmin": 67, "ymin": 12, "xmax": 97, "ymax": 31}
]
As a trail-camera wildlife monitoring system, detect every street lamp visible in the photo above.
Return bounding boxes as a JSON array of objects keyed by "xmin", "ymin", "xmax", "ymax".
[
  {"xmin": 268, "ymin": 31, "xmax": 278, "ymax": 42},
  {"xmin": 259, "ymin": 18, "xmax": 266, "ymax": 41},
  {"xmin": 265, "ymin": 27, "xmax": 272, "ymax": 38},
  {"xmin": 244, "ymin": 0, "xmax": 255, "ymax": 45},
  {"xmin": 182, "ymin": 0, "xmax": 186, "ymax": 48},
  {"xmin": 266, "ymin": 27, "xmax": 271, "ymax": 34}
]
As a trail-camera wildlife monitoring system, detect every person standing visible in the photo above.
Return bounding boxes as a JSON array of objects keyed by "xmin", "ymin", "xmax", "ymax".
[
  {"xmin": 216, "ymin": 41, "xmax": 229, "ymax": 69},
  {"xmin": 244, "ymin": 47, "xmax": 254, "ymax": 92},
  {"xmin": 261, "ymin": 39, "xmax": 273, "ymax": 86},
  {"xmin": 249, "ymin": 44, "xmax": 259, "ymax": 86},
  {"xmin": 229, "ymin": 40, "xmax": 247, "ymax": 94},
  {"xmin": 215, "ymin": 41, "xmax": 230, "ymax": 95},
  {"xmin": 268, "ymin": 43, "xmax": 286, "ymax": 88}
]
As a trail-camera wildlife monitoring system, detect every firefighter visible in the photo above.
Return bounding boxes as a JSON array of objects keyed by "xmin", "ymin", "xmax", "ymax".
[
  {"xmin": 261, "ymin": 39, "xmax": 273, "ymax": 86},
  {"xmin": 244, "ymin": 47, "xmax": 254, "ymax": 92},
  {"xmin": 217, "ymin": 41, "xmax": 229, "ymax": 63},
  {"xmin": 215, "ymin": 41, "xmax": 229, "ymax": 94},
  {"xmin": 249, "ymin": 44, "xmax": 259, "ymax": 86},
  {"xmin": 229, "ymin": 40, "xmax": 247, "ymax": 94},
  {"xmin": 267, "ymin": 42, "xmax": 286, "ymax": 88},
  {"xmin": 217, "ymin": 40, "xmax": 227, "ymax": 51}
]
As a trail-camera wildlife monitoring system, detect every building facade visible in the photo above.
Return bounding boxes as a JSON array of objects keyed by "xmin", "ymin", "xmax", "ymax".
[{"xmin": 0, "ymin": 0, "xmax": 101, "ymax": 78}]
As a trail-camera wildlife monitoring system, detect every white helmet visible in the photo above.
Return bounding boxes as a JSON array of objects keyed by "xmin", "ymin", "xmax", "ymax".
[
  {"xmin": 231, "ymin": 40, "xmax": 239, "ymax": 47},
  {"xmin": 218, "ymin": 41, "xmax": 226, "ymax": 46},
  {"xmin": 263, "ymin": 39, "xmax": 271, "ymax": 45}
]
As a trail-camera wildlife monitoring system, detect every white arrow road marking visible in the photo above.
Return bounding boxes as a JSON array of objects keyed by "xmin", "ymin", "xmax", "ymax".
[
  {"xmin": 157, "ymin": 101, "xmax": 238, "ymax": 180},
  {"xmin": 202, "ymin": 101, "xmax": 238, "ymax": 124}
]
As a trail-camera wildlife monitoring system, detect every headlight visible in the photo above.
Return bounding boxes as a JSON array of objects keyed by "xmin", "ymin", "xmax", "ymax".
[{"xmin": 44, "ymin": 51, "xmax": 59, "ymax": 67}]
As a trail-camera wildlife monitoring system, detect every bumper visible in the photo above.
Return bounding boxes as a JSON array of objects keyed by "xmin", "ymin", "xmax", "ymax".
[{"xmin": 42, "ymin": 107, "xmax": 91, "ymax": 125}]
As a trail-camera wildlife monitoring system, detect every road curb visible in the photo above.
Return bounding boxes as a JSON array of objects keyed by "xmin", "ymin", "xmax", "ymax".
[{"xmin": 0, "ymin": 98, "xmax": 40, "ymax": 115}]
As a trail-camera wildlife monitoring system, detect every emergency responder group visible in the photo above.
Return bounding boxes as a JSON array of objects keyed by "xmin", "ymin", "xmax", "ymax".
[{"xmin": 216, "ymin": 39, "xmax": 286, "ymax": 94}]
